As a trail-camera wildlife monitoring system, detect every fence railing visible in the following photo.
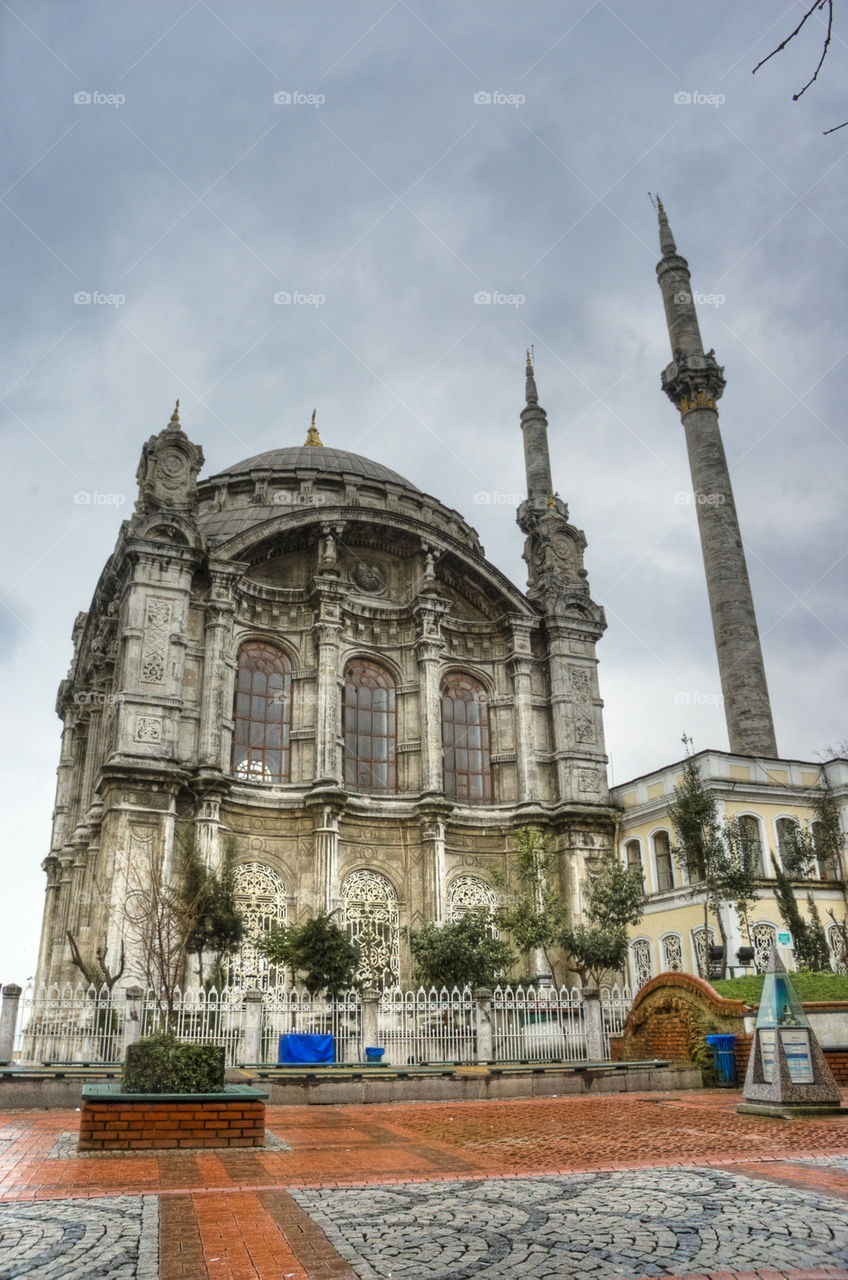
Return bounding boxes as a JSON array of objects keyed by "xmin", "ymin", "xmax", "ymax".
[
  {"xmin": 491, "ymin": 985, "xmax": 586, "ymax": 1063},
  {"xmin": 378, "ymin": 986, "xmax": 475, "ymax": 1064},
  {"xmin": 8, "ymin": 981, "xmax": 632, "ymax": 1067}
]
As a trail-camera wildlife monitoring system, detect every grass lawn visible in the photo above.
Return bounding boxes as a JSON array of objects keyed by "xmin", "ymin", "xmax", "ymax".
[{"xmin": 712, "ymin": 971, "xmax": 848, "ymax": 1003}]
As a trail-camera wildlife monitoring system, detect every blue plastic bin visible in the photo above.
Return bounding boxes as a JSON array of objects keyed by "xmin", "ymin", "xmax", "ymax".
[{"xmin": 705, "ymin": 1033, "xmax": 736, "ymax": 1086}]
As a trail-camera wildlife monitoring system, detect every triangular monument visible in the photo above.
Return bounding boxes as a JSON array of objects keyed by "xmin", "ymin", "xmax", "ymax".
[{"xmin": 738, "ymin": 945, "xmax": 845, "ymax": 1118}]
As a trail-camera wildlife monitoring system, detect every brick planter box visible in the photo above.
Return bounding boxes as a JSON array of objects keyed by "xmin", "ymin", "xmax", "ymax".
[{"xmin": 78, "ymin": 1083, "xmax": 268, "ymax": 1151}]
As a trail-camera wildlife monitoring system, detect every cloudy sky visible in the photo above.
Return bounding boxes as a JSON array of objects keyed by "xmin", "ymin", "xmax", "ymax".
[{"xmin": 2, "ymin": 1, "xmax": 847, "ymax": 983}]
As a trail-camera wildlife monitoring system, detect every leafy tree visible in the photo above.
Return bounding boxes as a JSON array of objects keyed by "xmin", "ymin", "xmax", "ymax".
[
  {"xmin": 668, "ymin": 737, "xmax": 758, "ymax": 976},
  {"xmin": 182, "ymin": 835, "xmax": 245, "ymax": 989},
  {"xmin": 560, "ymin": 855, "xmax": 645, "ymax": 986},
  {"xmin": 772, "ymin": 777, "xmax": 846, "ymax": 970},
  {"xmin": 771, "ymin": 854, "xmax": 832, "ymax": 971},
  {"xmin": 257, "ymin": 913, "xmax": 360, "ymax": 996},
  {"xmin": 493, "ymin": 828, "xmax": 567, "ymax": 984},
  {"xmin": 410, "ymin": 909, "xmax": 513, "ymax": 990}
]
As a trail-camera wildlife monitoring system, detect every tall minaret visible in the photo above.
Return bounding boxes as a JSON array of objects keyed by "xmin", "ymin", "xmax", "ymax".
[
  {"xmin": 516, "ymin": 354, "xmax": 610, "ymax": 807},
  {"xmin": 656, "ymin": 201, "xmax": 778, "ymax": 757}
]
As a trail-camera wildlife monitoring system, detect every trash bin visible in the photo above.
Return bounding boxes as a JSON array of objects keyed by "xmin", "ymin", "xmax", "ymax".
[{"xmin": 705, "ymin": 1033, "xmax": 737, "ymax": 1086}]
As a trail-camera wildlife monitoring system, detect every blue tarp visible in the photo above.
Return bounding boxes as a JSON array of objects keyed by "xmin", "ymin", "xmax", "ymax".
[{"xmin": 278, "ymin": 1033, "xmax": 334, "ymax": 1064}]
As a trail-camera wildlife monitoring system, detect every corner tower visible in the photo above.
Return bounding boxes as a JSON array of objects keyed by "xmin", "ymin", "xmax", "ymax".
[{"xmin": 656, "ymin": 201, "xmax": 777, "ymax": 757}]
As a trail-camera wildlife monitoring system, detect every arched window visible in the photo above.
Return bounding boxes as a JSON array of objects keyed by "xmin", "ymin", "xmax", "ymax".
[
  {"xmin": 448, "ymin": 876, "xmax": 498, "ymax": 935},
  {"xmin": 827, "ymin": 922, "xmax": 847, "ymax": 974},
  {"xmin": 343, "ymin": 659, "xmax": 396, "ymax": 793},
  {"xmin": 441, "ymin": 672, "xmax": 492, "ymax": 803},
  {"xmin": 632, "ymin": 938, "xmax": 653, "ymax": 988},
  {"xmin": 812, "ymin": 820, "xmax": 841, "ymax": 880},
  {"xmin": 231, "ymin": 642, "xmax": 292, "ymax": 782},
  {"xmin": 625, "ymin": 839, "xmax": 643, "ymax": 882},
  {"xmin": 652, "ymin": 830, "xmax": 674, "ymax": 893},
  {"xmin": 692, "ymin": 925, "xmax": 717, "ymax": 978},
  {"xmin": 226, "ymin": 863, "xmax": 288, "ymax": 989},
  {"xmin": 776, "ymin": 817, "xmax": 801, "ymax": 867},
  {"xmin": 752, "ymin": 921, "xmax": 777, "ymax": 973},
  {"xmin": 736, "ymin": 814, "xmax": 765, "ymax": 875},
  {"xmin": 661, "ymin": 933, "xmax": 683, "ymax": 972},
  {"xmin": 342, "ymin": 869, "xmax": 400, "ymax": 991}
]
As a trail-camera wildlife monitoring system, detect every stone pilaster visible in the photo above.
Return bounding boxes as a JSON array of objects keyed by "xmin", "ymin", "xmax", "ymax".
[
  {"xmin": 309, "ymin": 797, "xmax": 346, "ymax": 914},
  {"xmin": 198, "ymin": 564, "xmax": 240, "ymax": 771},
  {"xmin": 412, "ymin": 594, "xmax": 451, "ymax": 795},
  {"xmin": 311, "ymin": 579, "xmax": 345, "ymax": 786},
  {"xmin": 506, "ymin": 618, "xmax": 538, "ymax": 803},
  {"xmin": 417, "ymin": 800, "xmax": 453, "ymax": 923}
]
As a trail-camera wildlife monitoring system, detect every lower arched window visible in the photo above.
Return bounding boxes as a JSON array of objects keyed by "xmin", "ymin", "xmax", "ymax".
[
  {"xmin": 447, "ymin": 875, "xmax": 497, "ymax": 935},
  {"xmin": 661, "ymin": 933, "xmax": 683, "ymax": 972},
  {"xmin": 231, "ymin": 642, "xmax": 291, "ymax": 782},
  {"xmin": 441, "ymin": 672, "xmax": 492, "ymax": 803},
  {"xmin": 631, "ymin": 938, "xmax": 653, "ymax": 988},
  {"xmin": 827, "ymin": 922, "xmax": 847, "ymax": 974},
  {"xmin": 226, "ymin": 863, "xmax": 288, "ymax": 989},
  {"xmin": 752, "ymin": 921, "xmax": 777, "ymax": 973},
  {"xmin": 342, "ymin": 869, "xmax": 400, "ymax": 991}
]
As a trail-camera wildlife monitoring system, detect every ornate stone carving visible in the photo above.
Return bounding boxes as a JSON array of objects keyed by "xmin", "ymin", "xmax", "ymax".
[
  {"xmin": 135, "ymin": 716, "xmax": 162, "ymax": 743},
  {"xmin": 140, "ymin": 599, "xmax": 170, "ymax": 683},
  {"xmin": 661, "ymin": 348, "xmax": 726, "ymax": 416},
  {"xmin": 351, "ymin": 560, "xmax": 387, "ymax": 595},
  {"xmin": 134, "ymin": 401, "xmax": 204, "ymax": 516},
  {"xmin": 578, "ymin": 769, "xmax": 600, "ymax": 793}
]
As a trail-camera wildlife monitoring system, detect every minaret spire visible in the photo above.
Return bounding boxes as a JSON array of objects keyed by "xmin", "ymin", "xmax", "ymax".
[
  {"xmin": 656, "ymin": 203, "xmax": 778, "ymax": 757},
  {"xmin": 520, "ymin": 350, "xmax": 554, "ymax": 503}
]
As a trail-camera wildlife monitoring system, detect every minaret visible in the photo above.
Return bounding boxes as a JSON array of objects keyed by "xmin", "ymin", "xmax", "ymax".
[
  {"xmin": 656, "ymin": 201, "xmax": 778, "ymax": 757},
  {"xmin": 516, "ymin": 355, "xmax": 609, "ymax": 808}
]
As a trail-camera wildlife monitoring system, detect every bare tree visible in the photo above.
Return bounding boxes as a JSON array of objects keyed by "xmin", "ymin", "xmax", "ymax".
[{"xmin": 753, "ymin": 0, "xmax": 847, "ymax": 134}]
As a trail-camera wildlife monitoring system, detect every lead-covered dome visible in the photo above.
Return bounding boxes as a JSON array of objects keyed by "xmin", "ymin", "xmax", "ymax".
[{"xmin": 207, "ymin": 445, "xmax": 420, "ymax": 493}]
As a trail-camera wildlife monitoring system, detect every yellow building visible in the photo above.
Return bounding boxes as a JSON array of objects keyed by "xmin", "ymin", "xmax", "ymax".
[{"xmin": 611, "ymin": 750, "xmax": 848, "ymax": 987}]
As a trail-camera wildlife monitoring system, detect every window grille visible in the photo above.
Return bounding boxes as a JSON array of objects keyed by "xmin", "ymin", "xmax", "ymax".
[
  {"xmin": 661, "ymin": 933, "xmax": 683, "ymax": 972},
  {"xmin": 632, "ymin": 938, "xmax": 653, "ymax": 987},
  {"xmin": 342, "ymin": 869, "xmax": 400, "ymax": 991},
  {"xmin": 226, "ymin": 862, "xmax": 288, "ymax": 989}
]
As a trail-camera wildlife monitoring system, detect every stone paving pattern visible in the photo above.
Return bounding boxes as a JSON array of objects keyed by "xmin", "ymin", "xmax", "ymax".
[{"xmin": 0, "ymin": 1091, "xmax": 845, "ymax": 1278}]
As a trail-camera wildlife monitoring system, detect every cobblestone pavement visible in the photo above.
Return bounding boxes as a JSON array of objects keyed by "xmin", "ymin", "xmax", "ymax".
[
  {"xmin": 0, "ymin": 1193, "xmax": 157, "ymax": 1279},
  {"xmin": 294, "ymin": 1167, "xmax": 848, "ymax": 1279},
  {"xmin": 0, "ymin": 1092, "xmax": 846, "ymax": 1278}
]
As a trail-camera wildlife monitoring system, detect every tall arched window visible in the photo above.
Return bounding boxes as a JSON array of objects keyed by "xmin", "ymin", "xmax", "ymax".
[
  {"xmin": 652, "ymin": 830, "xmax": 674, "ymax": 893},
  {"xmin": 625, "ymin": 839, "xmax": 643, "ymax": 882},
  {"xmin": 342, "ymin": 869, "xmax": 400, "ymax": 991},
  {"xmin": 448, "ymin": 876, "xmax": 498, "ymax": 936},
  {"xmin": 231, "ymin": 642, "xmax": 292, "ymax": 782},
  {"xmin": 736, "ymin": 814, "xmax": 765, "ymax": 875},
  {"xmin": 343, "ymin": 659, "xmax": 397, "ymax": 793},
  {"xmin": 632, "ymin": 938, "xmax": 653, "ymax": 988},
  {"xmin": 441, "ymin": 672, "xmax": 492, "ymax": 803},
  {"xmin": 812, "ymin": 820, "xmax": 841, "ymax": 880},
  {"xmin": 752, "ymin": 921, "xmax": 777, "ymax": 973},
  {"xmin": 661, "ymin": 933, "xmax": 683, "ymax": 972},
  {"xmin": 776, "ymin": 817, "xmax": 801, "ymax": 867},
  {"xmin": 226, "ymin": 863, "xmax": 288, "ymax": 989}
]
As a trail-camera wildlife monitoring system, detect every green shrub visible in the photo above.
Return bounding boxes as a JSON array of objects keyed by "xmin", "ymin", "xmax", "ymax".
[
  {"xmin": 121, "ymin": 1033, "xmax": 225, "ymax": 1094},
  {"xmin": 713, "ymin": 971, "xmax": 848, "ymax": 1004}
]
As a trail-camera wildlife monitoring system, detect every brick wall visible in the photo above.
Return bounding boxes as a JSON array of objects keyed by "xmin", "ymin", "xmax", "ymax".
[{"xmin": 78, "ymin": 1097, "xmax": 265, "ymax": 1150}]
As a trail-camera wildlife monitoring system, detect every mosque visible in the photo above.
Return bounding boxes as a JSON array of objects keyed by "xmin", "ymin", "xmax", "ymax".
[{"xmin": 33, "ymin": 207, "xmax": 847, "ymax": 993}]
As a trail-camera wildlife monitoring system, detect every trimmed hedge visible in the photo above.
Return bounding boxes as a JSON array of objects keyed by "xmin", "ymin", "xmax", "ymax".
[{"xmin": 122, "ymin": 1033, "xmax": 225, "ymax": 1094}]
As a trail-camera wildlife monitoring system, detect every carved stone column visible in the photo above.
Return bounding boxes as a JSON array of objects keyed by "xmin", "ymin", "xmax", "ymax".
[
  {"xmin": 412, "ymin": 595, "xmax": 450, "ymax": 796},
  {"xmin": 311, "ymin": 579, "xmax": 345, "ymax": 787},
  {"xmin": 417, "ymin": 800, "xmax": 453, "ymax": 924},
  {"xmin": 507, "ymin": 618, "xmax": 538, "ymax": 804},
  {"xmin": 309, "ymin": 797, "xmax": 346, "ymax": 914},
  {"xmin": 198, "ymin": 566, "xmax": 238, "ymax": 771}
]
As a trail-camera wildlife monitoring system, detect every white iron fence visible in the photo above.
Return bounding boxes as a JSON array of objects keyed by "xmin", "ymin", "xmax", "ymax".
[
  {"xmin": 600, "ymin": 984, "xmax": 632, "ymax": 1059},
  {"xmin": 491, "ymin": 985, "xmax": 586, "ymax": 1063},
  {"xmin": 378, "ymin": 986, "xmax": 475, "ymax": 1064},
  {"xmin": 140, "ymin": 987, "xmax": 248, "ymax": 1067},
  {"xmin": 260, "ymin": 989, "xmax": 362, "ymax": 1064},
  {"xmin": 15, "ymin": 983, "xmax": 125, "ymax": 1064},
  {"xmin": 10, "ymin": 981, "xmax": 632, "ymax": 1067}
]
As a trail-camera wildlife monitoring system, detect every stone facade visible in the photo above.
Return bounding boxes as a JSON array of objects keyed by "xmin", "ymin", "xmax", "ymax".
[{"xmin": 35, "ymin": 374, "xmax": 617, "ymax": 991}]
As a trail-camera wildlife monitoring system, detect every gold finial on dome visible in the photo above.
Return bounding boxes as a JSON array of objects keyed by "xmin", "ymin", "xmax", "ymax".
[
  {"xmin": 304, "ymin": 409, "xmax": 323, "ymax": 447},
  {"xmin": 169, "ymin": 399, "xmax": 180, "ymax": 426},
  {"xmin": 547, "ymin": 490, "xmax": 556, "ymax": 509}
]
